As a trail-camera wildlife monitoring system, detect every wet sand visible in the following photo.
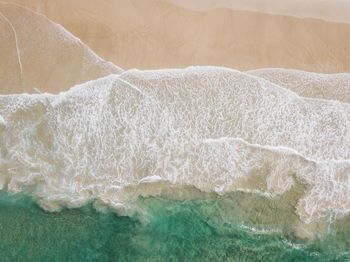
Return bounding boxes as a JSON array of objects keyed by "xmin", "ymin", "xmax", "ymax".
[
  {"xmin": 166, "ymin": 0, "xmax": 350, "ymax": 23},
  {"xmin": 6, "ymin": 0, "xmax": 350, "ymax": 73},
  {"xmin": 0, "ymin": 2, "xmax": 121, "ymax": 94}
]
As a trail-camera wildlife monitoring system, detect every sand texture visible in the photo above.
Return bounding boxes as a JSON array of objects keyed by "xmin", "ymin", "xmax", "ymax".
[
  {"xmin": 5, "ymin": 0, "xmax": 350, "ymax": 73},
  {"xmin": 0, "ymin": 2, "xmax": 121, "ymax": 94}
]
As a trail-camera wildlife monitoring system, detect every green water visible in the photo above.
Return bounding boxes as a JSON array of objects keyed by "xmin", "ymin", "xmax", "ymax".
[{"xmin": 0, "ymin": 191, "xmax": 349, "ymax": 261}]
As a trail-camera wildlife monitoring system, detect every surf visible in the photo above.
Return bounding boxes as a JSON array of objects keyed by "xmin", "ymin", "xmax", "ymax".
[{"xmin": 1, "ymin": 67, "xmax": 350, "ymax": 240}]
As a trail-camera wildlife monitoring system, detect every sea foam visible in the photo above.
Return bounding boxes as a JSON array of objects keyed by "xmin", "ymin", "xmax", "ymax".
[{"xmin": 1, "ymin": 66, "xmax": 350, "ymax": 225}]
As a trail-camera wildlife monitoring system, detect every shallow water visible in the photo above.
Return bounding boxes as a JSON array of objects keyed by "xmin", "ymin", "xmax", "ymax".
[{"xmin": 0, "ymin": 191, "xmax": 349, "ymax": 261}]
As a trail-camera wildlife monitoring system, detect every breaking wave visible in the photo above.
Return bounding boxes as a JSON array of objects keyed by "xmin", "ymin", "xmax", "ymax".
[{"xmin": 1, "ymin": 66, "xmax": 350, "ymax": 230}]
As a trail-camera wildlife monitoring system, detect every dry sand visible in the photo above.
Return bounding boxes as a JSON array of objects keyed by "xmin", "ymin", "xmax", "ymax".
[{"xmin": 5, "ymin": 0, "xmax": 350, "ymax": 73}]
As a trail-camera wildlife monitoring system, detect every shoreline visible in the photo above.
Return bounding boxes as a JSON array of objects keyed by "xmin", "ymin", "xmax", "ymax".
[{"xmin": 5, "ymin": 0, "xmax": 350, "ymax": 73}]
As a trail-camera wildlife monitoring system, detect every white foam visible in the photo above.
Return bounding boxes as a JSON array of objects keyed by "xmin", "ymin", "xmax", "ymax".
[
  {"xmin": 1, "ymin": 66, "xmax": 350, "ymax": 224},
  {"xmin": 248, "ymin": 68, "xmax": 350, "ymax": 104},
  {"xmin": 139, "ymin": 176, "xmax": 163, "ymax": 184},
  {"xmin": 0, "ymin": 115, "xmax": 6, "ymax": 127}
]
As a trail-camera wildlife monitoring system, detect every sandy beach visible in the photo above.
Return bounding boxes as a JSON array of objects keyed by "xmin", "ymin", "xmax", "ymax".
[
  {"xmin": 6, "ymin": 0, "xmax": 350, "ymax": 73},
  {"xmin": 0, "ymin": 2, "xmax": 121, "ymax": 94}
]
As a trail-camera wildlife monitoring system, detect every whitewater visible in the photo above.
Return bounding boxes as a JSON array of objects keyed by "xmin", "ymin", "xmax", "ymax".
[{"xmin": 1, "ymin": 65, "xmax": 350, "ymax": 236}]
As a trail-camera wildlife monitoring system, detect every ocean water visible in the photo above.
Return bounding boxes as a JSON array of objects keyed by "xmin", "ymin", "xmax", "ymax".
[{"xmin": 0, "ymin": 190, "xmax": 349, "ymax": 261}]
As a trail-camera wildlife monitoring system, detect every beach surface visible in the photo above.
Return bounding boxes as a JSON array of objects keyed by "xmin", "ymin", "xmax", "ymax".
[
  {"xmin": 166, "ymin": 0, "xmax": 350, "ymax": 23},
  {"xmin": 5, "ymin": 0, "xmax": 350, "ymax": 73}
]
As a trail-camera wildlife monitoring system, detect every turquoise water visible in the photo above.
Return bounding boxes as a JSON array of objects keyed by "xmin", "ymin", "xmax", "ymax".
[{"xmin": 0, "ymin": 191, "xmax": 349, "ymax": 261}]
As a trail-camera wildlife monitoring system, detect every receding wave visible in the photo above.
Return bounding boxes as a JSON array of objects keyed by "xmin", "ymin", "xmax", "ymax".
[
  {"xmin": 1, "ymin": 66, "xmax": 350, "ymax": 232},
  {"xmin": 248, "ymin": 68, "xmax": 350, "ymax": 103},
  {"xmin": 0, "ymin": 3, "xmax": 121, "ymax": 94}
]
